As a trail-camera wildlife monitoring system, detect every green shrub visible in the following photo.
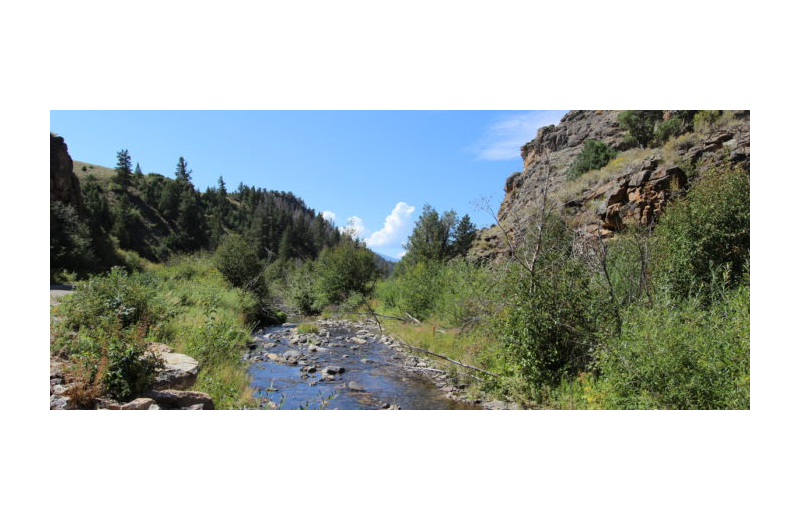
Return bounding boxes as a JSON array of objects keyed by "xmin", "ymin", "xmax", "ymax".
[
  {"xmin": 652, "ymin": 165, "xmax": 749, "ymax": 299},
  {"xmin": 313, "ymin": 241, "xmax": 379, "ymax": 306},
  {"xmin": 654, "ymin": 117, "xmax": 683, "ymax": 145},
  {"xmin": 56, "ymin": 267, "xmax": 161, "ymax": 330},
  {"xmin": 566, "ymin": 140, "xmax": 618, "ymax": 180},
  {"xmin": 213, "ymin": 234, "xmax": 265, "ymax": 293},
  {"xmin": 50, "ymin": 201, "xmax": 96, "ymax": 276},
  {"xmin": 285, "ymin": 261, "xmax": 322, "ymax": 315},
  {"xmin": 693, "ymin": 110, "xmax": 722, "ymax": 131},
  {"xmin": 183, "ymin": 311, "xmax": 251, "ymax": 367},
  {"xmin": 56, "ymin": 319, "xmax": 163, "ymax": 404},
  {"xmin": 618, "ymin": 110, "xmax": 663, "ymax": 148},
  {"xmin": 596, "ymin": 285, "xmax": 749, "ymax": 409},
  {"xmin": 393, "ymin": 260, "xmax": 443, "ymax": 319},
  {"xmin": 493, "ymin": 216, "xmax": 605, "ymax": 394}
]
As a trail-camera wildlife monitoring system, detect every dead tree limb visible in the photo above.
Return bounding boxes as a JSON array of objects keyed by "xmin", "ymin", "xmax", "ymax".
[{"xmin": 392, "ymin": 338, "xmax": 499, "ymax": 378}]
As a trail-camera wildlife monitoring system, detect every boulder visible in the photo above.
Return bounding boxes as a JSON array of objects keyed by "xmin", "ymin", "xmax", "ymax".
[
  {"xmin": 348, "ymin": 381, "xmax": 366, "ymax": 392},
  {"xmin": 50, "ymin": 394, "xmax": 71, "ymax": 410},
  {"xmin": 120, "ymin": 398, "xmax": 157, "ymax": 410},
  {"xmin": 145, "ymin": 389, "xmax": 215, "ymax": 410},
  {"xmin": 152, "ymin": 352, "xmax": 199, "ymax": 390}
]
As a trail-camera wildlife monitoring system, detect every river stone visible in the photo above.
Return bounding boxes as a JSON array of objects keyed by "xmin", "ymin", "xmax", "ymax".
[
  {"xmin": 322, "ymin": 366, "xmax": 345, "ymax": 375},
  {"xmin": 352, "ymin": 337, "xmax": 368, "ymax": 345},
  {"xmin": 348, "ymin": 381, "xmax": 366, "ymax": 392},
  {"xmin": 267, "ymin": 353, "xmax": 281, "ymax": 362},
  {"xmin": 152, "ymin": 352, "xmax": 199, "ymax": 390},
  {"xmin": 120, "ymin": 398, "xmax": 156, "ymax": 410},
  {"xmin": 50, "ymin": 394, "xmax": 71, "ymax": 410},
  {"xmin": 145, "ymin": 389, "xmax": 215, "ymax": 410}
]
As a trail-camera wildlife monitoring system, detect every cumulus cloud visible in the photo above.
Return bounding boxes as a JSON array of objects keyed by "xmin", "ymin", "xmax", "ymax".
[
  {"xmin": 364, "ymin": 202, "xmax": 415, "ymax": 248},
  {"xmin": 321, "ymin": 210, "xmax": 336, "ymax": 223},
  {"xmin": 340, "ymin": 202, "xmax": 416, "ymax": 257},
  {"xmin": 470, "ymin": 110, "xmax": 567, "ymax": 161}
]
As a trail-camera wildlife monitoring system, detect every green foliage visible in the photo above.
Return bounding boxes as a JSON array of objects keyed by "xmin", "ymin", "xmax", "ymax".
[
  {"xmin": 654, "ymin": 117, "xmax": 683, "ymax": 145},
  {"xmin": 59, "ymin": 320, "xmax": 163, "ymax": 403},
  {"xmin": 115, "ymin": 149, "xmax": 132, "ymax": 187},
  {"xmin": 693, "ymin": 110, "xmax": 722, "ymax": 131},
  {"xmin": 50, "ymin": 201, "xmax": 96, "ymax": 275},
  {"xmin": 566, "ymin": 139, "xmax": 618, "ymax": 180},
  {"xmin": 213, "ymin": 234, "xmax": 264, "ymax": 292},
  {"xmin": 284, "ymin": 261, "xmax": 321, "ymax": 315},
  {"xmin": 595, "ymin": 285, "xmax": 749, "ymax": 409},
  {"xmin": 400, "ymin": 205, "xmax": 476, "ymax": 267},
  {"xmin": 618, "ymin": 110, "xmax": 663, "ymax": 148},
  {"xmin": 313, "ymin": 241, "xmax": 379, "ymax": 306},
  {"xmin": 183, "ymin": 311, "xmax": 251, "ymax": 367},
  {"xmin": 297, "ymin": 322, "xmax": 320, "ymax": 334},
  {"xmin": 56, "ymin": 267, "xmax": 162, "ymax": 330},
  {"xmin": 652, "ymin": 165, "xmax": 750, "ymax": 298}
]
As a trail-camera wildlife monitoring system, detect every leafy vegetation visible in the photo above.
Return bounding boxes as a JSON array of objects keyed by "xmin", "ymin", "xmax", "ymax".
[{"xmin": 566, "ymin": 139, "xmax": 618, "ymax": 180}]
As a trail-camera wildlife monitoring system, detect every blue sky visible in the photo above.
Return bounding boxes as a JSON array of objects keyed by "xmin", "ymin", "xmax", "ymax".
[{"xmin": 50, "ymin": 110, "xmax": 567, "ymax": 259}]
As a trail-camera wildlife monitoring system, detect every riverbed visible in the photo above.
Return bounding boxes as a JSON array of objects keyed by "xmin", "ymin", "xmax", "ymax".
[{"xmin": 245, "ymin": 319, "xmax": 481, "ymax": 410}]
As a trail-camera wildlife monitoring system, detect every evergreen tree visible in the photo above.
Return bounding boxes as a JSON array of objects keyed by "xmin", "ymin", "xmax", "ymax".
[
  {"xmin": 134, "ymin": 162, "xmax": 143, "ymax": 177},
  {"xmin": 403, "ymin": 205, "xmax": 457, "ymax": 264},
  {"xmin": 618, "ymin": 111, "xmax": 664, "ymax": 148},
  {"xmin": 175, "ymin": 157, "xmax": 192, "ymax": 184},
  {"xmin": 451, "ymin": 214, "xmax": 477, "ymax": 257},
  {"xmin": 115, "ymin": 149, "xmax": 132, "ymax": 187}
]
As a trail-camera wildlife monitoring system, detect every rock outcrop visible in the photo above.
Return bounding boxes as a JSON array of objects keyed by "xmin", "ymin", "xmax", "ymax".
[
  {"xmin": 470, "ymin": 110, "xmax": 750, "ymax": 261},
  {"xmin": 50, "ymin": 133, "xmax": 84, "ymax": 213}
]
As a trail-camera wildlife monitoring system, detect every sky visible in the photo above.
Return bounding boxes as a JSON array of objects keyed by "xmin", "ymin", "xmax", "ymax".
[{"xmin": 50, "ymin": 110, "xmax": 567, "ymax": 259}]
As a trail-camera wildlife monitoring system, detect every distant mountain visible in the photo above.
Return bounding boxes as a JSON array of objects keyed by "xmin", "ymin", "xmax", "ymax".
[{"xmin": 374, "ymin": 252, "xmax": 399, "ymax": 264}]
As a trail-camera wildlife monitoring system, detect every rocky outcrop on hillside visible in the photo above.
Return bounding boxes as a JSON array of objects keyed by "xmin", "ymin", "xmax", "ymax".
[
  {"xmin": 50, "ymin": 134, "xmax": 84, "ymax": 213},
  {"xmin": 470, "ymin": 110, "xmax": 750, "ymax": 261}
]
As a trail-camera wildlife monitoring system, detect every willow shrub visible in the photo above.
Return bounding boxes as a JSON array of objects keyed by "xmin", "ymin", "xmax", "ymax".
[
  {"xmin": 596, "ymin": 284, "xmax": 749, "ymax": 409},
  {"xmin": 652, "ymin": 164, "xmax": 749, "ymax": 299}
]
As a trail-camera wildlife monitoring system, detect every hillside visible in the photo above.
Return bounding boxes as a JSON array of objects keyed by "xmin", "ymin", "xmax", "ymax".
[{"xmin": 470, "ymin": 110, "xmax": 750, "ymax": 261}]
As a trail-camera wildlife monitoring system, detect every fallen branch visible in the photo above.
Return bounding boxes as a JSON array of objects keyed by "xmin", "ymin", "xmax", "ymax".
[
  {"xmin": 392, "ymin": 338, "xmax": 499, "ymax": 378},
  {"xmin": 353, "ymin": 311, "xmax": 411, "ymax": 322},
  {"xmin": 405, "ymin": 313, "xmax": 422, "ymax": 325}
]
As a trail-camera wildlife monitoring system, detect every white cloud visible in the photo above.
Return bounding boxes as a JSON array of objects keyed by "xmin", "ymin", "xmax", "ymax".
[
  {"xmin": 364, "ymin": 202, "xmax": 415, "ymax": 248},
  {"xmin": 341, "ymin": 216, "xmax": 367, "ymax": 239},
  {"xmin": 470, "ymin": 110, "xmax": 567, "ymax": 161},
  {"xmin": 340, "ymin": 202, "xmax": 416, "ymax": 256},
  {"xmin": 396, "ymin": 250, "xmax": 407, "ymax": 259},
  {"xmin": 321, "ymin": 210, "xmax": 336, "ymax": 223}
]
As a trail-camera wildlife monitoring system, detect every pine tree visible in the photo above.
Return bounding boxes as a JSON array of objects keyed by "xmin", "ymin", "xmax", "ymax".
[
  {"xmin": 451, "ymin": 214, "xmax": 477, "ymax": 257},
  {"xmin": 175, "ymin": 157, "xmax": 192, "ymax": 184},
  {"xmin": 134, "ymin": 162, "xmax": 143, "ymax": 177},
  {"xmin": 115, "ymin": 149, "xmax": 132, "ymax": 187}
]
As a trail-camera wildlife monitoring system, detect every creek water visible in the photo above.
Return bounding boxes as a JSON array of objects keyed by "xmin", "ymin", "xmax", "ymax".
[{"xmin": 246, "ymin": 322, "xmax": 479, "ymax": 410}]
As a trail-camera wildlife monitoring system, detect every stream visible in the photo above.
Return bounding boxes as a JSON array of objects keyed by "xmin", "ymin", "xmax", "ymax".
[{"xmin": 244, "ymin": 319, "xmax": 481, "ymax": 410}]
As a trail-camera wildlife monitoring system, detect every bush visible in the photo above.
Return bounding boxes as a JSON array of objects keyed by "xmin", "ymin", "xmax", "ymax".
[
  {"xmin": 596, "ymin": 285, "xmax": 749, "ymax": 409},
  {"xmin": 183, "ymin": 311, "xmax": 251, "ymax": 367},
  {"xmin": 392, "ymin": 261, "xmax": 443, "ymax": 319},
  {"xmin": 654, "ymin": 117, "xmax": 683, "ymax": 145},
  {"xmin": 652, "ymin": 165, "xmax": 749, "ymax": 298},
  {"xmin": 50, "ymin": 201, "xmax": 96, "ymax": 276},
  {"xmin": 285, "ymin": 261, "xmax": 322, "ymax": 315},
  {"xmin": 566, "ymin": 140, "xmax": 618, "ymax": 180},
  {"xmin": 313, "ymin": 242, "xmax": 379, "ymax": 306},
  {"xmin": 693, "ymin": 110, "xmax": 722, "ymax": 131},
  {"xmin": 494, "ymin": 216, "xmax": 605, "ymax": 394},
  {"xmin": 55, "ymin": 315, "xmax": 163, "ymax": 405},
  {"xmin": 618, "ymin": 110, "xmax": 663, "ymax": 148},
  {"xmin": 56, "ymin": 267, "xmax": 161, "ymax": 330},
  {"xmin": 213, "ymin": 234, "xmax": 265, "ymax": 294},
  {"xmin": 297, "ymin": 322, "xmax": 320, "ymax": 334}
]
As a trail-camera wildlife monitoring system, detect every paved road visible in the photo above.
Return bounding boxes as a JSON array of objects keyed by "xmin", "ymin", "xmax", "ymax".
[{"xmin": 50, "ymin": 284, "xmax": 74, "ymax": 305}]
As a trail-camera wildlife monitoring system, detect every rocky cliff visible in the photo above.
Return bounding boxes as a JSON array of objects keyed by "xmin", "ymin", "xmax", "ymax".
[
  {"xmin": 471, "ymin": 110, "xmax": 750, "ymax": 261},
  {"xmin": 50, "ymin": 133, "xmax": 84, "ymax": 213}
]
